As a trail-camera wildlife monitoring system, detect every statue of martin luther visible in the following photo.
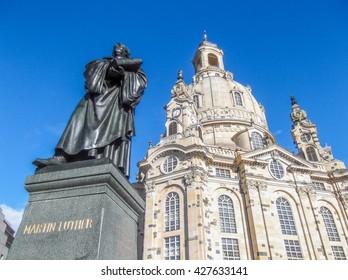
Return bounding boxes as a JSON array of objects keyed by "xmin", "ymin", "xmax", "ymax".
[{"xmin": 33, "ymin": 43, "xmax": 147, "ymax": 178}]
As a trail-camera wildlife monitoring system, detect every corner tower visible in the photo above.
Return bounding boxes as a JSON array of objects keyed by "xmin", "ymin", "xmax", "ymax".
[{"xmin": 290, "ymin": 96, "xmax": 345, "ymax": 171}]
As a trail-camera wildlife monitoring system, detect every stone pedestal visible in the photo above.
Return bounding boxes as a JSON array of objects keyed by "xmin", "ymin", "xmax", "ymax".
[{"xmin": 7, "ymin": 159, "xmax": 144, "ymax": 260}]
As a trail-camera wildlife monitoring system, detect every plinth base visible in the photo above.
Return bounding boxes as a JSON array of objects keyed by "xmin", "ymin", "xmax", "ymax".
[{"xmin": 7, "ymin": 159, "xmax": 144, "ymax": 260}]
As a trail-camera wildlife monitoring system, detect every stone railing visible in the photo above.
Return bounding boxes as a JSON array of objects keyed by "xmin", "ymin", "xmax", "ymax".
[{"xmin": 198, "ymin": 108, "xmax": 265, "ymax": 127}]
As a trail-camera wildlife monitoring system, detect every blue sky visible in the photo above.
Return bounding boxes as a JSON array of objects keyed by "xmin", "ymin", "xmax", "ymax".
[{"xmin": 1, "ymin": 0, "xmax": 348, "ymax": 230}]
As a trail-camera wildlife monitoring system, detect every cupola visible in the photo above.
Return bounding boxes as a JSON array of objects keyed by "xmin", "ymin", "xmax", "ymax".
[{"xmin": 192, "ymin": 32, "xmax": 225, "ymax": 74}]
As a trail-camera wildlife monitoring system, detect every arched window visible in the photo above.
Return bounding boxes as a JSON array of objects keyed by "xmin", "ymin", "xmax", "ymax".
[
  {"xmin": 306, "ymin": 146, "xmax": 318, "ymax": 162},
  {"xmin": 276, "ymin": 197, "xmax": 297, "ymax": 235},
  {"xmin": 218, "ymin": 195, "xmax": 237, "ymax": 233},
  {"xmin": 165, "ymin": 192, "xmax": 180, "ymax": 231},
  {"xmin": 168, "ymin": 122, "xmax": 177, "ymax": 136},
  {"xmin": 251, "ymin": 131, "xmax": 263, "ymax": 149},
  {"xmin": 208, "ymin": 53, "xmax": 219, "ymax": 67},
  {"xmin": 320, "ymin": 206, "xmax": 340, "ymax": 241},
  {"xmin": 234, "ymin": 92, "xmax": 243, "ymax": 106}
]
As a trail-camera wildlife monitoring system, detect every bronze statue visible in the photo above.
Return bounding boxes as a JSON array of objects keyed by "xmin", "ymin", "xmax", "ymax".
[{"xmin": 33, "ymin": 43, "xmax": 147, "ymax": 178}]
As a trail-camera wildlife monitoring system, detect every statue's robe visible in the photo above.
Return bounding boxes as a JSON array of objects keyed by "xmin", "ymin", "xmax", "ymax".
[{"xmin": 55, "ymin": 58, "xmax": 147, "ymax": 177}]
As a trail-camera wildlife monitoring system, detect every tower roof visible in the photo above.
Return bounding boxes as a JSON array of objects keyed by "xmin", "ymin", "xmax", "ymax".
[{"xmin": 198, "ymin": 32, "xmax": 218, "ymax": 48}]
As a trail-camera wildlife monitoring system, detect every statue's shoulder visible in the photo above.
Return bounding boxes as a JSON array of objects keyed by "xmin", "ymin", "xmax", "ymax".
[
  {"xmin": 84, "ymin": 58, "xmax": 111, "ymax": 78},
  {"xmin": 86, "ymin": 58, "xmax": 111, "ymax": 68}
]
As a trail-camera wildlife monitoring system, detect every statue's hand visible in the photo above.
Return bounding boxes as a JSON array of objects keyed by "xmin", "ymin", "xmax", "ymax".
[
  {"xmin": 115, "ymin": 65, "xmax": 124, "ymax": 76},
  {"xmin": 109, "ymin": 65, "xmax": 125, "ymax": 81}
]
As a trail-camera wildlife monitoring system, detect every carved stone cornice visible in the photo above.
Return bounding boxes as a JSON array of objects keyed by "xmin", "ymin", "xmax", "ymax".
[
  {"xmin": 235, "ymin": 156, "xmax": 268, "ymax": 168},
  {"xmin": 197, "ymin": 107, "xmax": 266, "ymax": 127},
  {"xmin": 211, "ymin": 160, "xmax": 236, "ymax": 169},
  {"xmin": 248, "ymin": 148, "xmax": 313, "ymax": 169},
  {"xmin": 206, "ymin": 146, "xmax": 235, "ymax": 157},
  {"xmin": 310, "ymin": 173, "xmax": 330, "ymax": 183},
  {"xmin": 287, "ymin": 165, "xmax": 316, "ymax": 175},
  {"xmin": 328, "ymin": 169, "xmax": 348, "ymax": 181},
  {"xmin": 137, "ymin": 161, "xmax": 152, "ymax": 172},
  {"xmin": 152, "ymin": 148, "xmax": 186, "ymax": 162}
]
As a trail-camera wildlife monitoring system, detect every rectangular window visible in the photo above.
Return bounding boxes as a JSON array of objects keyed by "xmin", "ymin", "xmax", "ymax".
[
  {"xmin": 332, "ymin": 246, "xmax": 346, "ymax": 260},
  {"xmin": 164, "ymin": 236, "xmax": 180, "ymax": 260},
  {"xmin": 313, "ymin": 182, "xmax": 326, "ymax": 191},
  {"xmin": 221, "ymin": 238, "xmax": 240, "ymax": 260},
  {"xmin": 193, "ymin": 95, "xmax": 200, "ymax": 108},
  {"xmin": 216, "ymin": 168, "xmax": 231, "ymax": 178},
  {"xmin": 234, "ymin": 92, "xmax": 243, "ymax": 106},
  {"xmin": 284, "ymin": 239, "xmax": 303, "ymax": 260}
]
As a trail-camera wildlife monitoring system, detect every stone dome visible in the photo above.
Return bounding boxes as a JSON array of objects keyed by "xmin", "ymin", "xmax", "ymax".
[{"xmin": 187, "ymin": 37, "xmax": 273, "ymax": 150}]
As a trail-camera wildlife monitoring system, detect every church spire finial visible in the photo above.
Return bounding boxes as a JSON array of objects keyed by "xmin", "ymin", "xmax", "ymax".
[
  {"xmin": 177, "ymin": 69, "xmax": 183, "ymax": 80},
  {"xmin": 291, "ymin": 96, "xmax": 297, "ymax": 106},
  {"xmin": 203, "ymin": 31, "xmax": 207, "ymax": 41}
]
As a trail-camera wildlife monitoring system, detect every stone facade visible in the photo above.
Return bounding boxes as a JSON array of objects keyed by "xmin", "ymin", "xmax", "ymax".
[{"xmin": 134, "ymin": 36, "xmax": 348, "ymax": 260}]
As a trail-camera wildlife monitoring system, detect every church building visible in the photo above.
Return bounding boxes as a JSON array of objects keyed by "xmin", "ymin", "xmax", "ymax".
[{"xmin": 134, "ymin": 35, "xmax": 348, "ymax": 260}]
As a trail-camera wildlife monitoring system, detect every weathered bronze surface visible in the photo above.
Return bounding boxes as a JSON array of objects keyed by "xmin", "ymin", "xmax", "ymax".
[{"xmin": 33, "ymin": 43, "xmax": 147, "ymax": 178}]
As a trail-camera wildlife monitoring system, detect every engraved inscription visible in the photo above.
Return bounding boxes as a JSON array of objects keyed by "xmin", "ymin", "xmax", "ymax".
[{"xmin": 23, "ymin": 218, "xmax": 93, "ymax": 235}]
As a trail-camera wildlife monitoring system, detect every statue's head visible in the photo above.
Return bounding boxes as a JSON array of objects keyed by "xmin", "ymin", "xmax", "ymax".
[{"xmin": 113, "ymin": 43, "xmax": 131, "ymax": 58}]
